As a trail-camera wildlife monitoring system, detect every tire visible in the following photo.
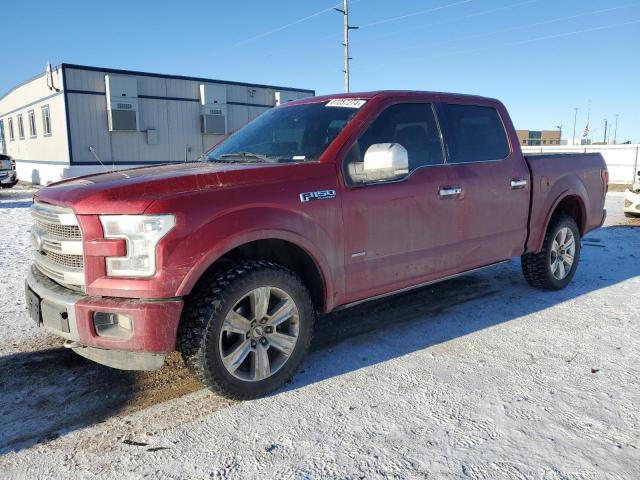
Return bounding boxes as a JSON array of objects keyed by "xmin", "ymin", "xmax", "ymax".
[
  {"xmin": 521, "ymin": 214, "xmax": 581, "ymax": 290},
  {"xmin": 178, "ymin": 260, "xmax": 315, "ymax": 399}
]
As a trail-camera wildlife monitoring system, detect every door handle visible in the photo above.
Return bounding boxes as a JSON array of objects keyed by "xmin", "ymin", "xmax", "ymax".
[
  {"xmin": 510, "ymin": 178, "xmax": 528, "ymax": 189},
  {"xmin": 438, "ymin": 186, "xmax": 462, "ymax": 198}
]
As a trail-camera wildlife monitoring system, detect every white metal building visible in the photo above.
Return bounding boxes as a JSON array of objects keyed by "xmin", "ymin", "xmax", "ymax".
[{"xmin": 0, "ymin": 64, "xmax": 314, "ymax": 184}]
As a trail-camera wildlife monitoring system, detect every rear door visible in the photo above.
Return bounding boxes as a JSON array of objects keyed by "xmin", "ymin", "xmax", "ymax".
[{"xmin": 436, "ymin": 102, "xmax": 530, "ymax": 270}]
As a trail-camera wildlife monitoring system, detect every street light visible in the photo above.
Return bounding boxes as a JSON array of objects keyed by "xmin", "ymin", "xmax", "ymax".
[
  {"xmin": 572, "ymin": 108, "xmax": 579, "ymax": 146},
  {"xmin": 557, "ymin": 125, "xmax": 562, "ymax": 145},
  {"xmin": 614, "ymin": 114, "xmax": 619, "ymax": 145}
]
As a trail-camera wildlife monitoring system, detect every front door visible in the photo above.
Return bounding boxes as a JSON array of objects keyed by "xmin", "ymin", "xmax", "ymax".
[{"xmin": 341, "ymin": 102, "xmax": 463, "ymax": 302}]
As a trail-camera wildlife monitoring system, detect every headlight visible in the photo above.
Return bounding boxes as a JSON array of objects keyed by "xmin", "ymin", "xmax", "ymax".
[{"xmin": 99, "ymin": 215, "xmax": 175, "ymax": 277}]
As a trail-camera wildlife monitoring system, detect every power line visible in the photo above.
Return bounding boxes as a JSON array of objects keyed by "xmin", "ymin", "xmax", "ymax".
[
  {"xmin": 212, "ymin": 1, "xmax": 360, "ymax": 55},
  {"xmin": 413, "ymin": 3, "xmax": 640, "ymax": 53},
  {"xmin": 375, "ymin": 18, "xmax": 640, "ymax": 68},
  {"xmin": 360, "ymin": 0, "xmax": 477, "ymax": 28},
  {"xmin": 322, "ymin": 0, "xmax": 539, "ymax": 42},
  {"xmin": 431, "ymin": 19, "xmax": 640, "ymax": 59}
]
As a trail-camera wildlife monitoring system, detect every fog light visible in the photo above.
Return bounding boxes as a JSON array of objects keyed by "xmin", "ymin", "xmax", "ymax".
[{"xmin": 93, "ymin": 312, "xmax": 133, "ymax": 339}]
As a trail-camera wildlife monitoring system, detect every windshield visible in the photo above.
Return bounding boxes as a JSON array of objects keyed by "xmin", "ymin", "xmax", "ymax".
[{"xmin": 207, "ymin": 102, "xmax": 361, "ymax": 163}]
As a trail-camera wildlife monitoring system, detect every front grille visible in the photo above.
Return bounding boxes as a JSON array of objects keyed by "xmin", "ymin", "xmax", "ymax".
[
  {"xmin": 36, "ymin": 220, "xmax": 81, "ymax": 239},
  {"xmin": 31, "ymin": 201, "xmax": 85, "ymax": 290},
  {"xmin": 42, "ymin": 251, "xmax": 84, "ymax": 269}
]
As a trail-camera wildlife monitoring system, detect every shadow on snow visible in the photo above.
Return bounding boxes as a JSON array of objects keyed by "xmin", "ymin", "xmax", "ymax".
[{"xmin": 0, "ymin": 226, "xmax": 637, "ymax": 454}]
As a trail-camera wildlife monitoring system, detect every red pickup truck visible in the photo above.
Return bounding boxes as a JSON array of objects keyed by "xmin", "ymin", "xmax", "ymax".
[{"xmin": 26, "ymin": 91, "xmax": 607, "ymax": 399}]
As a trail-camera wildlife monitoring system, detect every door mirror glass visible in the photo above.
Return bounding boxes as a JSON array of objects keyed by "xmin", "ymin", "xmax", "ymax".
[{"xmin": 349, "ymin": 143, "xmax": 409, "ymax": 183}]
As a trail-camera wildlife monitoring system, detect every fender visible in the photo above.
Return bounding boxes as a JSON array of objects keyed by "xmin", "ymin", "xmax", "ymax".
[
  {"xmin": 174, "ymin": 207, "xmax": 341, "ymax": 312},
  {"xmin": 527, "ymin": 175, "xmax": 588, "ymax": 253}
]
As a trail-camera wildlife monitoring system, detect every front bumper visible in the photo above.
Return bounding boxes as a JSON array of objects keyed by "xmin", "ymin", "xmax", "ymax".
[
  {"xmin": 624, "ymin": 189, "xmax": 640, "ymax": 215},
  {"xmin": 26, "ymin": 266, "xmax": 184, "ymax": 370}
]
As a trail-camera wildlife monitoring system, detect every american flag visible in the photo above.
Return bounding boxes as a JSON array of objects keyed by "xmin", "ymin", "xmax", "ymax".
[{"xmin": 583, "ymin": 124, "xmax": 589, "ymax": 138}]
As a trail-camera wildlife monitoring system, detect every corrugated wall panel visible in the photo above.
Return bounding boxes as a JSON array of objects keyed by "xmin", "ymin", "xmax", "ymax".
[
  {"xmin": 165, "ymin": 79, "xmax": 199, "ymax": 100},
  {"xmin": 67, "ymin": 92, "xmax": 113, "ymax": 164},
  {"xmin": 137, "ymin": 76, "xmax": 167, "ymax": 98},
  {"xmin": 66, "ymin": 69, "xmax": 106, "ymax": 92},
  {"xmin": 62, "ymin": 66, "xmax": 313, "ymax": 165},
  {"xmin": 166, "ymin": 100, "xmax": 204, "ymax": 160}
]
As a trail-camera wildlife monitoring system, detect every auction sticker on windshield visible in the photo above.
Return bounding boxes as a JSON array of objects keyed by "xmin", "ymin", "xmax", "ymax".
[{"xmin": 326, "ymin": 99, "xmax": 367, "ymax": 108}]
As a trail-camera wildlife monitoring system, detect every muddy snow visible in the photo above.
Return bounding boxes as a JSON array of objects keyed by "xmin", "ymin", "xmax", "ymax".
[{"xmin": 0, "ymin": 185, "xmax": 638, "ymax": 479}]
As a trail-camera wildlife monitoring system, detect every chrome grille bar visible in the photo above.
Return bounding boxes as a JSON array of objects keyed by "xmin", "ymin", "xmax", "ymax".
[{"xmin": 31, "ymin": 201, "xmax": 85, "ymax": 290}]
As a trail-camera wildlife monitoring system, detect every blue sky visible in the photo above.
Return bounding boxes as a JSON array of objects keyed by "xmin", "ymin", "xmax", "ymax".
[{"xmin": 2, "ymin": 0, "xmax": 639, "ymax": 141}]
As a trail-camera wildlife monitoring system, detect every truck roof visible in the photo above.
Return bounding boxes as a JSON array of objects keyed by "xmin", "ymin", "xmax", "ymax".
[{"xmin": 286, "ymin": 90, "xmax": 500, "ymax": 106}]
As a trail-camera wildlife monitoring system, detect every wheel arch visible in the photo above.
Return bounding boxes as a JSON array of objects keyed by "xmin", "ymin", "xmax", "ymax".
[
  {"xmin": 176, "ymin": 230, "xmax": 333, "ymax": 313},
  {"xmin": 533, "ymin": 192, "xmax": 587, "ymax": 253}
]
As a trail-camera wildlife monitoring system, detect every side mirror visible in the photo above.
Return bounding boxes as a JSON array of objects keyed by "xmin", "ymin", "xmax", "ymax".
[
  {"xmin": 364, "ymin": 143, "xmax": 408, "ymax": 173},
  {"xmin": 347, "ymin": 143, "xmax": 408, "ymax": 183}
]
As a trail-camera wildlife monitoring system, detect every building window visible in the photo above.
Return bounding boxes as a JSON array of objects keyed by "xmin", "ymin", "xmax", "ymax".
[
  {"xmin": 28, "ymin": 110, "xmax": 37, "ymax": 138},
  {"xmin": 41, "ymin": 105, "xmax": 52, "ymax": 135},
  {"xmin": 17, "ymin": 114, "xmax": 25, "ymax": 140},
  {"xmin": 8, "ymin": 118, "xmax": 15, "ymax": 141}
]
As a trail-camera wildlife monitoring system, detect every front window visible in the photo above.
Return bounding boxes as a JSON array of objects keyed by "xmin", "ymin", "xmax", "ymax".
[
  {"xmin": 344, "ymin": 102, "xmax": 444, "ymax": 185},
  {"xmin": 207, "ymin": 102, "xmax": 360, "ymax": 163}
]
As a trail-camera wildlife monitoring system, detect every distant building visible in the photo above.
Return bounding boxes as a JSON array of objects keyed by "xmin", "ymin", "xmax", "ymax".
[
  {"xmin": 0, "ymin": 64, "xmax": 314, "ymax": 184},
  {"xmin": 516, "ymin": 129, "xmax": 562, "ymax": 146}
]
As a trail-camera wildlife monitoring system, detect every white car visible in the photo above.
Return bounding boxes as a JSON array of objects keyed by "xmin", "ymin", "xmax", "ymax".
[{"xmin": 624, "ymin": 171, "xmax": 640, "ymax": 218}]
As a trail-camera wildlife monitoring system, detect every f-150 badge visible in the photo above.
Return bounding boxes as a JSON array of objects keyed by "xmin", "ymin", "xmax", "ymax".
[{"xmin": 300, "ymin": 190, "xmax": 336, "ymax": 203}]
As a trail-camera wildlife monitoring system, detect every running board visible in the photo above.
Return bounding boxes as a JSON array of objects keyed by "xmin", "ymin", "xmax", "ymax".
[{"xmin": 336, "ymin": 260, "xmax": 511, "ymax": 311}]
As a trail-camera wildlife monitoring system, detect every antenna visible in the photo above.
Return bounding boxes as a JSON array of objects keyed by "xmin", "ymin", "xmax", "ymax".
[
  {"xmin": 89, "ymin": 145, "xmax": 114, "ymax": 171},
  {"xmin": 334, "ymin": 0, "xmax": 358, "ymax": 92}
]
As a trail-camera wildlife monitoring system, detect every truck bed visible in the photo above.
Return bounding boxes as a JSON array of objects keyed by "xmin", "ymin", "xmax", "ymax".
[{"xmin": 524, "ymin": 152, "xmax": 607, "ymax": 253}]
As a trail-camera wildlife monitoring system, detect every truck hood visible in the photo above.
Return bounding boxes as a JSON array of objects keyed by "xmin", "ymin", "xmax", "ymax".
[{"xmin": 35, "ymin": 161, "xmax": 294, "ymax": 214}]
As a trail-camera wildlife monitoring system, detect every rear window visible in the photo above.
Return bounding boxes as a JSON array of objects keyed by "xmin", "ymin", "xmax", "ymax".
[{"xmin": 440, "ymin": 104, "xmax": 510, "ymax": 163}]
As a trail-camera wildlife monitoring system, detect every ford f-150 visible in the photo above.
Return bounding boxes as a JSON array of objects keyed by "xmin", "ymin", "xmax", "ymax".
[{"xmin": 25, "ymin": 91, "xmax": 607, "ymax": 399}]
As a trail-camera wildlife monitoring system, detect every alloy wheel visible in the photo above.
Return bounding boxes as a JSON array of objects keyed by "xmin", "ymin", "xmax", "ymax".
[
  {"xmin": 550, "ymin": 227, "xmax": 576, "ymax": 280},
  {"xmin": 219, "ymin": 287, "xmax": 300, "ymax": 382}
]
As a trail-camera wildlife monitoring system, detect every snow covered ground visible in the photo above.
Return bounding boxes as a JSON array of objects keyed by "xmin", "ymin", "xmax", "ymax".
[{"xmin": 0, "ymin": 186, "xmax": 638, "ymax": 479}]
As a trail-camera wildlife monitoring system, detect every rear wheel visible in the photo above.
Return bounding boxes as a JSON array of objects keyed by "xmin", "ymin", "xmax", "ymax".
[
  {"xmin": 178, "ymin": 260, "xmax": 314, "ymax": 399},
  {"xmin": 521, "ymin": 214, "xmax": 581, "ymax": 290}
]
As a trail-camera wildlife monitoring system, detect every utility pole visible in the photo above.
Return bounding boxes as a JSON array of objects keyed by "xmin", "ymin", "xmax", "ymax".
[
  {"xmin": 603, "ymin": 119, "xmax": 608, "ymax": 144},
  {"xmin": 572, "ymin": 107, "xmax": 578, "ymax": 146},
  {"xmin": 335, "ymin": 0, "xmax": 358, "ymax": 93},
  {"xmin": 614, "ymin": 114, "xmax": 619, "ymax": 144}
]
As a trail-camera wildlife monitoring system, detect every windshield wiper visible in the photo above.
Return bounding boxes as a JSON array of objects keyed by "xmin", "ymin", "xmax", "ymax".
[{"xmin": 215, "ymin": 152, "xmax": 276, "ymax": 162}]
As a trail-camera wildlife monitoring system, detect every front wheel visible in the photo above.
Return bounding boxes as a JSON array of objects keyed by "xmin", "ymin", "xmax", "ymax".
[
  {"xmin": 178, "ymin": 261, "xmax": 315, "ymax": 399},
  {"xmin": 521, "ymin": 214, "xmax": 581, "ymax": 290}
]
